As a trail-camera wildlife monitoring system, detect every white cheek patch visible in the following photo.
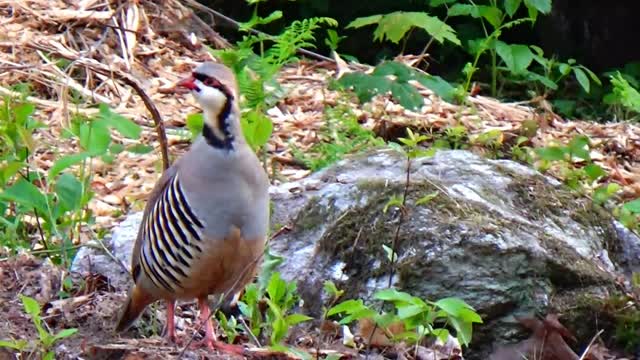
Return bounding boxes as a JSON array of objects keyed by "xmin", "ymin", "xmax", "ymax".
[{"xmin": 193, "ymin": 82, "xmax": 229, "ymax": 138}]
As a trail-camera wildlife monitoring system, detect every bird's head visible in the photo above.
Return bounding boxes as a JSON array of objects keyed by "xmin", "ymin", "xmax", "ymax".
[
  {"xmin": 177, "ymin": 62, "xmax": 238, "ymax": 118},
  {"xmin": 177, "ymin": 62, "xmax": 242, "ymax": 149}
]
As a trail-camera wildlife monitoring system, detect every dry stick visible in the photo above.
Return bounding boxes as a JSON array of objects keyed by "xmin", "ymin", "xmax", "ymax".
[{"xmin": 182, "ymin": 0, "xmax": 335, "ymax": 64}]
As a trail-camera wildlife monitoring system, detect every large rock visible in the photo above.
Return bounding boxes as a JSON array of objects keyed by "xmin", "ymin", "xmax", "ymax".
[
  {"xmin": 268, "ymin": 149, "xmax": 636, "ymax": 356},
  {"xmin": 72, "ymin": 149, "xmax": 639, "ymax": 357}
]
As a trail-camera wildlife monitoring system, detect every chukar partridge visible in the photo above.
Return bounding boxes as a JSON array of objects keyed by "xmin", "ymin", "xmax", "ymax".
[{"xmin": 115, "ymin": 62, "xmax": 270, "ymax": 352}]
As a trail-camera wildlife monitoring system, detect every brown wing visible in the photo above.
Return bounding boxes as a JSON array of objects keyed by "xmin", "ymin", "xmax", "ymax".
[{"xmin": 130, "ymin": 165, "xmax": 178, "ymax": 283}]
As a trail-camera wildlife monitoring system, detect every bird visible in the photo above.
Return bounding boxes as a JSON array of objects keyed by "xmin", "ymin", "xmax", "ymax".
[{"xmin": 115, "ymin": 62, "xmax": 270, "ymax": 353}]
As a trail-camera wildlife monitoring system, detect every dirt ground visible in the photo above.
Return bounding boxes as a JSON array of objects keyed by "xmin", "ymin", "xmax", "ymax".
[{"xmin": 0, "ymin": 256, "xmax": 272, "ymax": 359}]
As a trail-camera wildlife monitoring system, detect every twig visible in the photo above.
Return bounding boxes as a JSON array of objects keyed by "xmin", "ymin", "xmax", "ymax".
[
  {"xmin": 25, "ymin": 41, "xmax": 171, "ymax": 170},
  {"xmin": 577, "ymin": 329, "xmax": 604, "ymax": 360},
  {"xmin": 182, "ymin": 0, "xmax": 335, "ymax": 63}
]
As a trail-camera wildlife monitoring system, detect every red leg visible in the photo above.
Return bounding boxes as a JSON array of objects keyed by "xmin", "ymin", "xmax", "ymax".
[
  {"xmin": 165, "ymin": 299, "xmax": 177, "ymax": 343},
  {"xmin": 197, "ymin": 296, "xmax": 245, "ymax": 355}
]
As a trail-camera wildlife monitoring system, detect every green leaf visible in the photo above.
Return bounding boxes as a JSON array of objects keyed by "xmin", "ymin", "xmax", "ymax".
[
  {"xmin": 535, "ymin": 146, "xmax": 566, "ymax": 161},
  {"xmin": 323, "ymin": 280, "xmax": 344, "ymax": 298},
  {"xmin": 285, "ymin": 313, "xmax": 313, "ymax": 326},
  {"xmin": 390, "ymin": 82, "xmax": 424, "ymax": 111},
  {"xmin": 346, "ymin": 14, "xmax": 383, "ymax": 29},
  {"xmin": 348, "ymin": 12, "xmax": 459, "ymax": 46},
  {"xmin": 43, "ymin": 352, "xmax": 55, "ymax": 360},
  {"xmin": 416, "ymin": 192, "xmax": 439, "ymax": 206},
  {"xmin": 450, "ymin": 316, "xmax": 474, "ymax": 346},
  {"xmin": 495, "ymin": 41, "xmax": 534, "ymax": 74},
  {"xmin": 525, "ymin": 71, "xmax": 558, "ymax": 90},
  {"xmin": 266, "ymin": 272, "xmax": 286, "ymax": 304},
  {"xmin": 383, "ymin": 195, "xmax": 403, "ymax": 213},
  {"xmin": 53, "ymin": 328, "xmax": 78, "ymax": 341},
  {"xmin": 97, "ymin": 103, "xmax": 141, "ymax": 139},
  {"xmin": 49, "ymin": 153, "xmax": 89, "ymax": 178},
  {"xmin": 573, "ymin": 67, "xmax": 590, "ymax": 93},
  {"xmin": 327, "ymin": 299, "xmax": 366, "ymax": 316},
  {"xmin": 583, "ymin": 164, "xmax": 606, "ymax": 181},
  {"xmin": 434, "ymin": 297, "xmax": 477, "ymax": 318},
  {"xmin": 416, "ymin": 74, "xmax": 457, "ymax": 103},
  {"xmin": 448, "ymin": 4, "xmax": 503, "ymax": 29},
  {"xmin": 593, "ymin": 183, "xmax": 621, "ymax": 205},
  {"xmin": 504, "ymin": 0, "xmax": 523, "ymax": 17},
  {"xmin": 126, "ymin": 144, "xmax": 154, "ymax": 154},
  {"xmin": 397, "ymin": 304, "xmax": 426, "ymax": 319},
  {"xmin": 252, "ymin": 113, "xmax": 273, "ymax": 148},
  {"xmin": 14, "ymin": 102, "xmax": 35, "ymax": 124},
  {"xmin": 20, "ymin": 295, "xmax": 40, "ymax": 318},
  {"xmin": 1, "ymin": 179, "xmax": 48, "ymax": 214},
  {"xmin": 375, "ymin": 288, "xmax": 421, "ymax": 305},
  {"xmin": 524, "ymin": 0, "xmax": 551, "ymax": 13},
  {"xmin": 623, "ymin": 199, "xmax": 640, "ymax": 213},
  {"xmin": 0, "ymin": 339, "xmax": 27, "ymax": 350},
  {"xmin": 80, "ymin": 121, "xmax": 111, "ymax": 156},
  {"xmin": 382, "ymin": 244, "xmax": 398, "ymax": 262},
  {"xmin": 55, "ymin": 173, "xmax": 83, "ymax": 211},
  {"xmin": 186, "ymin": 113, "xmax": 204, "ymax": 138},
  {"xmin": 568, "ymin": 135, "xmax": 590, "ymax": 160}
]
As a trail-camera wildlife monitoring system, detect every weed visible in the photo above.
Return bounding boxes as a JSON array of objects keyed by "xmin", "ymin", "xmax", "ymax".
[
  {"xmin": 293, "ymin": 101, "xmax": 384, "ymax": 171},
  {"xmin": 0, "ymin": 295, "xmax": 77, "ymax": 359}
]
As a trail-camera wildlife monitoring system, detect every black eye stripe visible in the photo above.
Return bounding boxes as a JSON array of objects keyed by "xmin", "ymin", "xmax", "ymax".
[{"xmin": 193, "ymin": 72, "xmax": 209, "ymax": 83}]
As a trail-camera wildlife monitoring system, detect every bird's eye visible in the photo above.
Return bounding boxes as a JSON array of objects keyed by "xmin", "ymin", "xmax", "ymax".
[{"xmin": 203, "ymin": 78, "xmax": 215, "ymax": 86}]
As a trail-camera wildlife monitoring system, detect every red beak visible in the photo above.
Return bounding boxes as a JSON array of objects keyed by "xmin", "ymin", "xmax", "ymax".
[{"xmin": 177, "ymin": 76, "xmax": 198, "ymax": 91}]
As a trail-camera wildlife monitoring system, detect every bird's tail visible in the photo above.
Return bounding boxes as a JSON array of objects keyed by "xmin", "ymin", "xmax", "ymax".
[{"xmin": 115, "ymin": 285, "xmax": 154, "ymax": 332}]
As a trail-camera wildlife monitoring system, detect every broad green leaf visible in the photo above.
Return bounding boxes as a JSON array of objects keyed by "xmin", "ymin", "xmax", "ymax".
[
  {"xmin": 186, "ymin": 112, "xmax": 204, "ymax": 138},
  {"xmin": 504, "ymin": 0, "xmax": 522, "ymax": 17},
  {"xmin": 416, "ymin": 74, "xmax": 458, "ymax": 103},
  {"xmin": 346, "ymin": 14, "xmax": 383, "ymax": 29},
  {"xmin": 434, "ymin": 297, "xmax": 476, "ymax": 317},
  {"xmin": 375, "ymin": 288, "xmax": 421, "ymax": 305},
  {"xmin": 450, "ymin": 316, "xmax": 474, "ymax": 346},
  {"xmin": 524, "ymin": 0, "xmax": 551, "ymax": 13},
  {"xmin": 448, "ymin": 4, "xmax": 503, "ymax": 29},
  {"xmin": 623, "ymin": 199, "xmax": 640, "ymax": 213},
  {"xmin": 593, "ymin": 183, "xmax": 621, "ymax": 205},
  {"xmin": 349, "ymin": 12, "xmax": 459, "ymax": 46},
  {"xmin": 0, "ymin": 161, "xmax": 25, "ymax": 185},
  {"xmin": 573, "ymin": 67, "xmax": 590, "ymax": 93},
  {"xmin": 49, "ymin": 153, "xmax": 89, "ymax": 178},
  {"xmin": 338, "ymin": 72, "xmax": 391, "ymax": 104},
  {"xmin": 373, "ymin": 61, "xmax": 416, "ymax": 82},
  {"xmin": 20, "ymin": 295, "xmax": 40, "ymax": 318},
  {"xmin": 43, "ymin": 352, "xmax": 55, "ymax": 360},
  {"xmin": 535, "ymin": 146, "xmax": 566, "ymax": 161},
  {"xmin": 397, "ymin": 304, "xmax": 426, "ymax": 319},
  {"xmin": 327, "ymin": 299, "xmax": 366, "ymax": 316},
  {"xmin": 432, "ymin": 328, "xmax": 450, "ymax": 343},
  {"xmin": 13, "ymin": 102, "xmax": 35, "ymax": 124},
  {"xmin": 110, "ymin": 143, "xmax": 125, "ymax": 154},
  {"xmin": 126, "ymin": 144, "xmax": 154, "ymax": 154},
  {"xmin": 1, "ymin": 179, "xmax": 48, "ymax": 214},
  {"xmin": 80, "ymin": 121, "xmax": 111, "ymax": 156},
  {"xmin": 495, "ymin": 41, "xmax": 534, "ymax": 74},
  {"xmin": 285, "ymin": 313, "xmax": 313, "ymax": 326},
  {"xmin": 583, "ymin": 164, "xmax": 606, "ymax": 181},
  {"xmin": 266, "ymin": 272, "xmax": 286, "ymax": 303},
  {"xmin": 525, "ymin": 71, "xmax": 558, "ymax": 90},
  {"xmin": 390, "ymin": 82, "xmax": 424, "ymax": 110},
  {"xmin": 98, "ymin": 103, "xmax": 141, "ymax": 139},
  {"xmin": 430, "ymin": 0, "xmax": 457, "ymax": 6},
  {"xmin": 55, "ymin": 173, "xmax": 83, "ymax": 211},
  {"xmin": 323, "ymin": 280, "xmax": 344, "ymax": 298},
  {"xmin": 252, "ymin": 113, "xmax": 273, "ymax": 148},
  {"xmin": 568, "ymin": 135, "xmax": 590, "ymax": 160}
]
